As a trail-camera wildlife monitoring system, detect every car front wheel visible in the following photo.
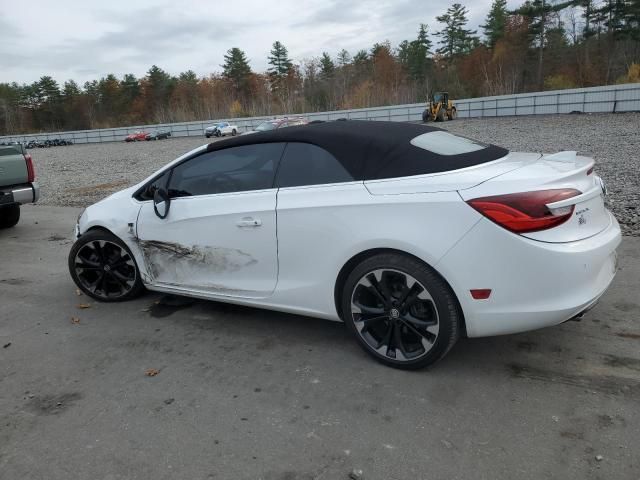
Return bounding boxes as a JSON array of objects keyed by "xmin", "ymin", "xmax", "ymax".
[
  {"xmin": 341, "ymin": 253, "xmax": 461, "ymax": 369},
  {"xmin": 68, "ymin": 229, "xmax": 145, "ymax": 302}
]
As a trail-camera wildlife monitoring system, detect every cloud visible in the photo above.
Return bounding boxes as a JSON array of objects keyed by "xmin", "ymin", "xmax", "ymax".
[{"xmin": 0, "ymin": 0, "xmax": 522, "ymax": 85}]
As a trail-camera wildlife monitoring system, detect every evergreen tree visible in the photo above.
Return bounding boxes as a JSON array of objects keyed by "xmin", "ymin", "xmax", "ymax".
[
  {"xmin": 120, "ymin": 74, "xmax": 140, "ymax": 100},
  {"xmin": 400, "ymin": 24, "xmax": 432, "ymax": 85},
  {"xmin": 482, "ymin": 0, "xmax": 509, "ymax": 47},
  {"xmin": 62, "ymin": 80, "xmax": 80, "ymax": 98},
  {"xmin": 222, "ymin": 48, "xmax": 252, "ymax": 92},
  {"xmin": 337, "ymin": 49, "xmax": 352, "ymax": 66},
  {"xmin": 268, "ymin": 41, "xmax": 293, "ymax": 94},
  {"xmin": 268, "ymin": 41, "xmax": 293, "ymax": 77},
  {"xmin": 320, "ymin": 52, "xmax": 335, "ymax": 79},
  {"xmin": 435, "ymin": 3, "xmax": 478, "ymax": 58},
  {"xmin": 352, "ymin": 50, "xmax": 369, "ymax": 65},
  {"xmin": 515, "ymin": 0, "xmax": 574, "ymax": 88}
]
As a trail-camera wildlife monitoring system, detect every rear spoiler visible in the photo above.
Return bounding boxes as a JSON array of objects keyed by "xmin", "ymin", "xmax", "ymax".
[{"xmin": 544, "ymin": 151, "xmax": 577, "ymax": 162}]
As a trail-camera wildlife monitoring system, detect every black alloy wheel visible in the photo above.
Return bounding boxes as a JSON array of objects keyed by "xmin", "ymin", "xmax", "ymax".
[
  {"xmin": 342, "ymin": 253, "xmax": 460, "ymax": 369},
  {"xmin": 69, "ymin": 230, "xmax": 144, "ymax": 302}
]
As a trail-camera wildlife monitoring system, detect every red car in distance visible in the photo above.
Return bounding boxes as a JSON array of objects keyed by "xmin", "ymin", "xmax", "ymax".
[{"xmin": 125, "ymin": 131, "xmax": 148, "ymax": 142}]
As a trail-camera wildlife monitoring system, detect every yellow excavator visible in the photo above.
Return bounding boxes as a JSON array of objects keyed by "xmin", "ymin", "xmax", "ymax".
[{"xmin": 422, "ymin": 92, "xmax": 456, "ymax": 122}]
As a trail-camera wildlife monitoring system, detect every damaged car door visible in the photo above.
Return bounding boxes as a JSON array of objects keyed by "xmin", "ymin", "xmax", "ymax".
[{"xmin": 135, "ymin": 143, "xmax": 286, "ymax": 298}]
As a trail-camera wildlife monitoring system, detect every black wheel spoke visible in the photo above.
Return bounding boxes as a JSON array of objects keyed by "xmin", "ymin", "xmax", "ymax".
[
  {"xmin": 353, "ymin": 301, "xmax": 385, "ymax": 317},
  {"xmin": 108, "ymin": 271, "xmax": 129, "ymax": 291},
  {"xmin": 381, "ymin": 322, "xmax": 394, "ymax": 352},
  {"xmin": 399, "ymin": 283, "xmax": 424, "ymax": 312},
  {"xmin": 402, "ymin": 312, "xmax": 437, "ymax": 329},
  {"xmin": 88, "ymin": 271, "xmax": 105, "ymax": 293},
  {"xmin": 109, "ymin": 256, "xmax": 131, "ymax": 269},
  {"xmin": 393, "ymin": 323, "xmax": 409, "ymax": 357},
  {"xmin": 92, "ymin": 241, "xmax": 105, "ymax": 263},
  {"xmin": 360, "ymin": 315, "xmax": 389, "ymax": 326},
  {"xmin": 75, "ymin": 262, "xmax": 102, "ymax": 271},
  {"xmin": 76, "ymin": 256, "xmax": 101, "ymax": 268},
  {"xmin": 400, "ymin": 318, "xmax": 436, "ymax": 344},
  {"xmin": 365, "ymin": 273, "xmax": 388, "ymax": 305}
]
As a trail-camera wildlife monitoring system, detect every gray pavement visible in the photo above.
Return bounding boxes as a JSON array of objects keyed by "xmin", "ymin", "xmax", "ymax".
[{"xmin": 1, "ymin": 205, "xmax": 639, "ymax": 480}]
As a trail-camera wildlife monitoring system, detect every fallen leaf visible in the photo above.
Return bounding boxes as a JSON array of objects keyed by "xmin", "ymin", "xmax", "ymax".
[
  {"xmin": 145, "ymin": 368, "xmax": 160, "ymax": 377},
  {"xmin": 77, "ymin": 304, "xmax": 91, "ymax": 309},
  {"xmin": 76, "ymin": 289, "xmax": 83, "ymax": 296},
  {"xmin": 71, "ymin": 317, "xmax": 80, "ymax": 324},
  {"xmin": 2, "ymin": 342, "xmax": 11, "ymax": 349}
]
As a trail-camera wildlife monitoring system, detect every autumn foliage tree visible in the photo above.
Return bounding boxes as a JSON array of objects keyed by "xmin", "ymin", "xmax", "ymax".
[{"xmin": 1, "ymin": 0, "xmax": 639, "ymax": 135}]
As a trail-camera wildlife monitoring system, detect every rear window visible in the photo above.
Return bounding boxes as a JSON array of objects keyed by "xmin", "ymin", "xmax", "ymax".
[{"xmin": 410, "ymin": 131, "xmax": 488, "ymax": 155}]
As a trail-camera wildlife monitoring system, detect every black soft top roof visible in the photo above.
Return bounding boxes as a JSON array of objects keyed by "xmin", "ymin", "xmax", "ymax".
[{"xmin": 206, "ymin": 120, "xmax": 508, "ymax": 180}]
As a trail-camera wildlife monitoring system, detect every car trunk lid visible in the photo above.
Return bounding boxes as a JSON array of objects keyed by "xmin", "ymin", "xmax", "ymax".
[
  {"xmin": 364, "ymin": 151, "xmax": 540, "ymax": 195},
  {"xmin": 460, "ymin": 151, "xmax": 611, "ymax": 243}
]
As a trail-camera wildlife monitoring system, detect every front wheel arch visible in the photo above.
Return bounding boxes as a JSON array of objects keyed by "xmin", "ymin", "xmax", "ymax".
[{"xmin": 333, "ymin": 248, "xmax": 467, "ymax": 337}]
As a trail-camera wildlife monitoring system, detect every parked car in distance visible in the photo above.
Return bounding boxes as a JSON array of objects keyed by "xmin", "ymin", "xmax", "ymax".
[
  {"xmin": 125, "ymin": 131, "xmax": 149, "ymax": 142},
  {"xmin": 243, "ymin": 117, "xmax": 308, "ymax": 135},
  {"xmin": 204, "ymin": 122, "xmax": 238, "ymax": 138},
  {"xmin": 0, "ymin": 143, "xmax": 39, "ymax": 228},
  {"xmin": 146, "ymin": 130, "xmax": 171, "ymax": 141},
  {"xmin": 68, "ymin": 120, "xmax": 620, "ymax": 370}
]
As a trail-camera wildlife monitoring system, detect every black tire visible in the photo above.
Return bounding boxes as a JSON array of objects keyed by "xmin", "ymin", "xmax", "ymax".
[
  {"xmin": 231, "ymin": 129, "xmax": 237, "ymax": 136},
  {"xmin": 341, "ymin": 253, "xmax": 460, "ymax": 369},
  {"xmin": 215, "ymin": 131, "xmax": 221, "ymax": 137},
  {"xmin": 205, "ymin": 134, "xmax": 211, "ymax": 138},
  {"xmin": 68, "ymin": 229, "xmax": 145, "ymax": 302},
  {"xmin": 0, "ymin": 203, "xmax": 20, "ymax": 228},
  {"xmin": 422, "ymin": 109, "xmax": 430, "ymax": 123},
  {"xmin": 436, "ymin": 108, "xmax": 445, "ymax": 122}
]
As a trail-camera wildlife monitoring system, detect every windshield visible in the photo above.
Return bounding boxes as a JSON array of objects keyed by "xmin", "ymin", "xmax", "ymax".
[
  {"xmin": 255, "ymin": 121, "xmax": 277, "ymax": 131},
  {"xmin": 410, "ymin": 131, "xmax": 488, "ymax": 155}
]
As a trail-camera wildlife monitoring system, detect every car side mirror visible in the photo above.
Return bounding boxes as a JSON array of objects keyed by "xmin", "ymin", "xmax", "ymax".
[{"xmin": 153, "ymin": 189, "xmax": 171, "ymax": 219}]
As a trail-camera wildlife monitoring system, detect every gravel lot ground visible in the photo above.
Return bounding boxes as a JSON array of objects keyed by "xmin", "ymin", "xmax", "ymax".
[
  {"xmin": 32, "ymin": 113, "xmax": 639, "ymax": 235},
  {"xmin": 1, "ymin": 206, "xmax": 639, "ymax": 479}
]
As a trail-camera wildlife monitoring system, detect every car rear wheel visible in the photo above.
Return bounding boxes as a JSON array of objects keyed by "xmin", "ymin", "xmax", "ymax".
[
  {"xmin": 232, "ymin": 129, "xmax": 237, "ymax": 136},
  {"xmin": 341, "ymin": 253, "xmax": 460, "ymax": 369},
  {"xmin": 69, "ymin": 229, "xmax": 145, "ymax": 302},
  {"xmin": 0, "ymin": 204, "xmax": 20, "ymax": 228}
]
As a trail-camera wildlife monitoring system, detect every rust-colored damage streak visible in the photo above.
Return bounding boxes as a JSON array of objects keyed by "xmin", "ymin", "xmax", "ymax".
[{"xmin": 138, "ymin": 240, "xmax": 257, "ymax": 284}]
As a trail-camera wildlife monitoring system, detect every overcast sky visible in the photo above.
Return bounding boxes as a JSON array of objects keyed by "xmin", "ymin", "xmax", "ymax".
[{"xmin": 0, "ymin": 0, "xmax": 520, "ymax": 85}]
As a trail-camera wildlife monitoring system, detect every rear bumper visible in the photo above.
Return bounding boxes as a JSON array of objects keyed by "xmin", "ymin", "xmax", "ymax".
[
  {"xmin": 436, "ymin": 212, "xmax": 621, "ymax": 337},
  {"xmin": 0, "ymin": 182, "xmax": 39, "ymax": 205}
]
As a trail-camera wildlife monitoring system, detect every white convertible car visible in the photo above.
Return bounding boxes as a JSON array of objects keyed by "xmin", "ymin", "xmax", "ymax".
[{"xmin": 69, "ymin": 121, "xmax": 620, "ymax": 369}]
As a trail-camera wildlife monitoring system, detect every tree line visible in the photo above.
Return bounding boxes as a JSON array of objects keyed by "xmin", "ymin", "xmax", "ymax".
[{"xmin": 1, "ymin": 0, "xmax": 639, "ymax": 135}]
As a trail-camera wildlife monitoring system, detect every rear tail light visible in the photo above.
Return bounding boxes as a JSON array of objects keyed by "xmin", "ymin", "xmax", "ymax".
[
  {"xmin": 467, "ymin": 189, "xmax": 581, "ymax": 234},
  {"xmin": 24, "ymin": 153, "xmax": 36, "ymax": 182}
]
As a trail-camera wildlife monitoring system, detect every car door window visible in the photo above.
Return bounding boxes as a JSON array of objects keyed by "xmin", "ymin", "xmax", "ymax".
[
  {"xmin": 168, "ymin": 143, "xmax": 285, "ymax": 198},
  {"xmin": 276, "ymin": 142, "xmax": 354, "ymax": 188}
]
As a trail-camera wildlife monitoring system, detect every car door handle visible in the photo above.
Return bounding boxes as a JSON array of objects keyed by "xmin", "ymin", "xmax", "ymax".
[{"xmin": 236, "ymin": 217, "xmax": 262, "ymax": 228}]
